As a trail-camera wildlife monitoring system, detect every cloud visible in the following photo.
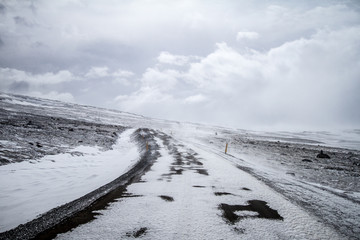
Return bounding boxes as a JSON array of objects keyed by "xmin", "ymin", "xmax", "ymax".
[
  {"xmin": 0, "ymin": 3, "xmax": 5, "ymax": 14},
  {"xmin": 236, "ymin": 31, "xmax": 259, "ymax": 41},
  {"xmin": 84, "ymin": 66, "xmax": 135, "ymax": 85},
  {"xmin": 114, "ymin": 86, "xmax": 176, "ymax": 118},
  {"xmin": 0, "ymin": 68, "xmax": 75, "ymax": 85},
  {"xmin": 85, "ymin": 66, "xmax": 134, "ymax": 79},
  {"xmin": 111, "ymin": 69, "xmax": 135, "ymax": 85},
  {"xmin": 85, "ymin": 66, "xmax": 109, "ymax": 78},
  {"xmin": 184, "ymin": 94, "xmax": 208, "ymax": 104},
  {"xmin": 185, "ymin": 42, "xmax": 264, "ymax": 94},
  {"xmin": 8, "ymin": 81, "xmax": 29, "ymax": 92},
  {"xmin": 114, "ymin": 25, "xmax": 360, "ymax": 129},
  {"xmin": 189, "ymin": 28, "xmax": 360, "ymax": 128},
  {"xmin": 141, "ymin": 67, "xmax": 180, "ymax": 91},
  {"xmin": 13, "ymin": 16, "xmax": 33, "ymax": 27},
  {"xmin": 113, "ymin": 69, "xmax": 134, "ymax": 78},
  {"xmin": 113, "ymin": 65, "xmax": 183, "ymax": 118},
  {"xmin": 0, "ymin": 67, "xmax": 77, "ymax": 103},
  {"xmin": 157, "ymin": 51, "xmax": 190, "ymax": 66}
]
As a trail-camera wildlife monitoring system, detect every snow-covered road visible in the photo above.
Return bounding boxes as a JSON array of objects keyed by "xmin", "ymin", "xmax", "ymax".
[
  {"xmin": 173, "ymin": 127, "xmax": 360, "ymax": 238},
  {"xmin": 56, "ymin": 132, "xmax": 342, "ymax": 239}
]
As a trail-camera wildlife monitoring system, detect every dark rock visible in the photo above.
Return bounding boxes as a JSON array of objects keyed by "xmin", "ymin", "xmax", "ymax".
[
  {"xmin": 316, "ymin": 150, "xmax": 330, "ymax": 159},
  {"xmin": 302, "ymin": 159, "xmax": 313, "ymax": 162},
  {"xmin": 126, "ymin": 227, "xmax": 148, "ymax": 238},
  {"xmin": 234, "ymin": 227, "xmax": 245, "ymax": 234},
  {"xmin": 159, "ymin": 195, "xmax": 174, "ymax": 202},
  {"xmin": 214, "ymin": 192, "xmax": 233, "ymax": 196},
  {"xmin": 219, "ymin": 200, "xmax": 283, "ymax": 224},
  {"xmin": 196, "ymin": 169, "xmax": 209, "ymax": 175},
  {"xmin": 353, "ymin": 161, "xmax": 360, "ymax": 167}
]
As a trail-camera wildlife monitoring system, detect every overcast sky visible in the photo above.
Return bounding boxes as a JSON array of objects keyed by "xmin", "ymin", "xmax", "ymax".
[{"xmin": 0, "ymin": 0, "xmax": 359, "ymax": 131}]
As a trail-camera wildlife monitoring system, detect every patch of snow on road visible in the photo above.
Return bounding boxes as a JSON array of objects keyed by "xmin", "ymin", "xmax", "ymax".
[{"xmin": 0, "ymin": 129, "xmax": 140, "ymax": 232}]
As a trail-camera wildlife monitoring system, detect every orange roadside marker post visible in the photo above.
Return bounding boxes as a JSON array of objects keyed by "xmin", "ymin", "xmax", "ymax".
[
  {"xmin": 146, "ymin": 142, "xmax": 149, "ymax": 151},
  {"xmin": 225, "ymin": 143, "xmax": 228, "ymax": 154}
]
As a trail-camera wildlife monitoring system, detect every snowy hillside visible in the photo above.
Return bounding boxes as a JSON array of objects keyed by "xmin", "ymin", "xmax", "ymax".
[{"xmin": 0, "ymin": 92, "xmax": 359, "ymax": 239}]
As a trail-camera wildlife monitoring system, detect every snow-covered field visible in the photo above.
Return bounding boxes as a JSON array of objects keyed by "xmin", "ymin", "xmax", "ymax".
[
  {"xmin": 0, "ymin": 92, "xmax": 359, "ymax": 239},
  {"xmin": 0, "ymin": 129, "xmax": 139, "ymax": 232}
]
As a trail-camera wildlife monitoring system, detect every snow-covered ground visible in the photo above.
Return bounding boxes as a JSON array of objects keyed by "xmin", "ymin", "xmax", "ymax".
[
  {"xmin": 0, "ymin": 92, "xmax": 359, "ymax": 239},
  {"xmin": 168, "ymin": 126, "xmax": 360, "ymax": 238},
  {"xmin": 0, "ymin": 129, "xmax": 140, "ymax": 232},
  {"xmin": 56, "ymin": 135, "xmax": 342, "ymax": 239}
]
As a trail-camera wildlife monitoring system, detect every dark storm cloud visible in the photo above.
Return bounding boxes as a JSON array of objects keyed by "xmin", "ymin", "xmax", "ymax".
[
  {"xmin": 13, "ymin": 16, "xmax": 33, "ymax": 27},
  {"xmin": 0, "ymin": 3, "xmax": 5, "ymax": 14},
  {"xmin": 79, "ymin": 40, "xmax": 150, "ymax": 73},
  {"xmin": 9, "ymin": 81, "xmax": 29, "ymax": 92}
]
